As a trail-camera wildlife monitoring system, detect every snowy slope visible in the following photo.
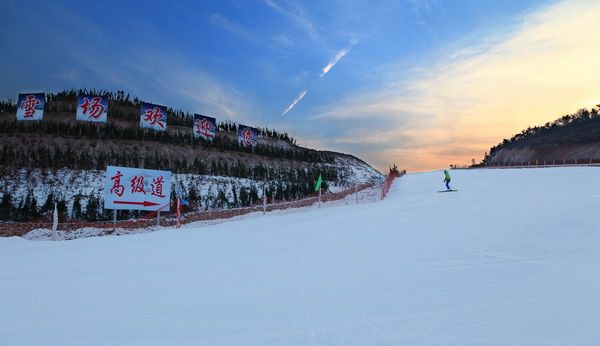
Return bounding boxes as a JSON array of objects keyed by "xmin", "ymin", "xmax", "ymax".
[{"xmin": 2, "ymin": 167, "xmax": 600, "ymax": 345}]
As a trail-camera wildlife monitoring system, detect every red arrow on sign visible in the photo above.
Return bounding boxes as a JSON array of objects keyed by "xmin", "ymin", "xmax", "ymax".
[{"xmin": 114, "ymin": 200, "xmax": 161, "ymax": 207}]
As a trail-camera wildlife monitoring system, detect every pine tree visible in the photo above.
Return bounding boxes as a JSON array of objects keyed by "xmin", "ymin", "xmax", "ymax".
[
  {"xmin": 72, "ymin": 195, "xmax": 82, "ymax": 220},
  {"xmin": 231, "ymin": 184, "xmax": 239, "ymax": 208},
  {"xmin": 249, "ymin": 185, "xmax": 259, "ymax": 205},
  {"xmin": 188, "ymin": 185, "xmax": 198, "ymax": 206},
  {"xmin": 56, "ymin": 200, "xmax": 68, "ymax": 222},
  {"xmin": 216, "ymin": 188, "xmax": 227, "ymax": 209},
  {"xmin": 239, "ymin": 187, "xmax": 249, "ymax": 207},
  {"xmin": 0, "ymin": 192, "xmax": 14, "ymax": 220},
  {"xmin": 85, "ymin": 197, "xmax": 98, "ymax": 221},
  {"xmin": 41, "ymin": 192, "xmax": 55, "ymax": 215}
]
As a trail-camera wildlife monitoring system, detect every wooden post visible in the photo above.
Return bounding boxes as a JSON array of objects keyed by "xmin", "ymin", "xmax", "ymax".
[
  {"xmin": 157, "ymin": 211, "xmax": 161, "ymax": 227},
  {"xmin": 113, "ymin": 209, "xmax": 117, "ymax": 232},
  {"xmin": 355, "ymin": 183, "xmax": 358, "ymax": 204},
  {"xmin": 262, "ymin": 184, "xmax": 266, "ymax": 215},
  {"xmin": 318, "ymin": 188, "xmax": 321, "ymax": 208}
]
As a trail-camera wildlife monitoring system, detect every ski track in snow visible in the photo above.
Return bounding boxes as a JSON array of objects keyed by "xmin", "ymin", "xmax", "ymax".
[{"xmin": 2, "ymin": 167, "xmax": 600, "ymax": 345}]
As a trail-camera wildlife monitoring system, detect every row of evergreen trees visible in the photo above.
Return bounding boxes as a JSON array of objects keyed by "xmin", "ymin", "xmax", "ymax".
[
  {"xmin": 2, "ymin": 88, "xmax": 298, "ymax": 144},
  {"xmin": 0, "ymin": 120, "xmax": 332, "ymax": 164},
  {"xmin": 0, "ymin": 190, "xmax": 130, "ymax": 222},
  {"xmin": 0, "ymin": 141, "xmax": 335, "ymax": 180},
  {"xmin": 0, "ymin": 172, "xmax": 333, "ymax": 222}
]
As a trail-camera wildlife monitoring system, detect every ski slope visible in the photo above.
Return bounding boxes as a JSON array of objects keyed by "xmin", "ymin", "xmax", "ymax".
[{"xmin": 2, "ymin": 167, "xmax": 600, "ymax": 345}]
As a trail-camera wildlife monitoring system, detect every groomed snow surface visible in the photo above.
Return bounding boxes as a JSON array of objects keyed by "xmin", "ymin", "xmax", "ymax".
[{"xmin": 2, "ymin": 167, "xmax": 600, "ymax": 345}]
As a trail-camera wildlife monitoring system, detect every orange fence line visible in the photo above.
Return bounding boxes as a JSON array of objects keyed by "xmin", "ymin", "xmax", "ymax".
[{"xmin": 381, "ymin": 171, "xmax": 404, "ymax": 200}]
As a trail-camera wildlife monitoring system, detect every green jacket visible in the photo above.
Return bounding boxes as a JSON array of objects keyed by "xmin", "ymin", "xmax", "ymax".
[{"xmin": 444, "ymin": 171, "xmax": 451, "ymax": 181}]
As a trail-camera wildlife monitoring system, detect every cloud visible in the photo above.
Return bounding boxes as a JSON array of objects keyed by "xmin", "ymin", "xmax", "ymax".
[
  {"xmin": 264, "ymin": 0, "xmax": 318, "ymax": 41},
  {"xmin": 282, "ymin": 89, "xmax": 308, "ymax": 115},
  {"xmin": 0, "ymin": 1, "xmax": 258, "ymax": 123},
  {"xmin": 408, "ymin": 0, "xmax": 433, "ymax": 25},
  {"xmin": 311, "ymin": 0, "xmax": 600, "ymax": 172},
  {"xmin": 67, "ymin": 41, "xmax": 255, "ymax": 123},
  {"xmin": 154, "ymin": 62, "xmax": 252, "ymax": 121},
  {"xmin": 271, "ymin": 34, "xmax": 293, "ymax": 48},
  {"xmin": 209, "ymin": 13, "xmax": 258, "ymax": 43}
]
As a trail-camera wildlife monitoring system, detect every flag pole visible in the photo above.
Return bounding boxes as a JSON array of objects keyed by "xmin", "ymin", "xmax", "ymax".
[
  {"xmin": 113, "ymin": 209, "xmax": 117, "ymax": 232},
  {"xmin": 52, "ymin": 202, "xmax": 58, "ymax": 231},
  {"xmin": 262, "ymin": 183, "xmax": 267, "ymax": 215},
  {"xmin": 51, "ymin": 202, "xmax": 58, "ymax": 240},
  {"xmin": 318, "ymin": 188, "xmax": 321, "ymax": 208},
  {"xmin": 176, "ymin": 197, "xmax": 181, "ymax": 229},
  {"xmin": 315, "ymin": 174, "xmax": 323, "ymax": 208}
]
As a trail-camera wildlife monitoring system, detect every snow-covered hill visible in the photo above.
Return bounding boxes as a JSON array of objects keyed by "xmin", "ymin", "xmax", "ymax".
[
  {"xmin": 2, "ymin": 167, "xmax": 600, "ymax": 345},
  {"xmin": 0, "ymin": 155, "xmax": 381, "ymax": 218}
]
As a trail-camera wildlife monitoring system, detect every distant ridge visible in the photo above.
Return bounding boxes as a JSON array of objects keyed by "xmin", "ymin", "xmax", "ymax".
[{"xmin": 481, "ymin": 105, "xmax": 600, "ymax": 165}]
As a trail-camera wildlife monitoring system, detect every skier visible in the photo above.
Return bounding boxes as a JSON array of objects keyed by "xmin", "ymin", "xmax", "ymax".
[{"xmin": 443, "ymin": 170, "xmax": 451, "ymax": 191}]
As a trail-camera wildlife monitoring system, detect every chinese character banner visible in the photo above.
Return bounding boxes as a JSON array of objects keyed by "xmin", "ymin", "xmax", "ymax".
[
  {"xmin": 16, "ymin": 93, "xmax": 45, "ymax": 121},
  {"xmin": 238, "ymin": 125, "xmax": 258, "ymax": 148},
  {"xmin": 139, "ymin": 102, "xmax": 168, "ymax": 131},
  {"xmin": 104, "ymin": 166, "xmax": 172, "ymax": 211},
  {"xmin": 193, "ymin": 114, "xmax": 217, "ymax": 140},
  {"xmin": 77, "ymin": 94, "xmax": 108, "ymax": 123}
]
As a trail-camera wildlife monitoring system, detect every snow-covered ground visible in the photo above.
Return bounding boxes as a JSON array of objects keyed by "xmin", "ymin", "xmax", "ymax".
[{"xmin": 2, "ymin": 167, "xmax": 600, "ymax": 345}]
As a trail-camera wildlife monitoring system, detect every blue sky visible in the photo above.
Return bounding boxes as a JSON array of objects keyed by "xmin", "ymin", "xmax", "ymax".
[{"xmin": 3, "ymin": 0, "xmax": 600, "ymax": 171}]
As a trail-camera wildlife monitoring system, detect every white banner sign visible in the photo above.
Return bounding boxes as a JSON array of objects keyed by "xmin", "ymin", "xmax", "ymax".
[
  {"xmin": 104, "ymin": 166, "xmax": 171, "ymax": 211},
  {"xmin": 16, "ymin": 93, "xmax": 45, "ymax": 121},
  {"xmin": 77, "ymin": 94, "xmax": 108, "ymax": 123},
  {"xmin": 139, "ymin": 102, "xmax": 168, "ymax": 131}
]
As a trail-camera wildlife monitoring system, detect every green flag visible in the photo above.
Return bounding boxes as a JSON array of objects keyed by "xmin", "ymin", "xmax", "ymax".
[{"xmin": 314, "ymin": 174, "xmax": 322, "ymax": 192}]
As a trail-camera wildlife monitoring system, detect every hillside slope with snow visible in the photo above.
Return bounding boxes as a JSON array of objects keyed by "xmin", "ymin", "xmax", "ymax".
[
  {"xmin": 0, "ymin": 154, "xmax": 381, "ymax": 221},
  {"xmin": 2, "ymin": 167, "xmax": 600, "ymax": 345}
]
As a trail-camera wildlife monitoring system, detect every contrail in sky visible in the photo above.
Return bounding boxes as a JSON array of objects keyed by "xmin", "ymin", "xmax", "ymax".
[
  {"xmin": 281, "ymin": 40, "xmax": 357, "ymax": 116},
  {"xmin": 281, "ymin": 89, "xmax": 308, "ymax": 116}
]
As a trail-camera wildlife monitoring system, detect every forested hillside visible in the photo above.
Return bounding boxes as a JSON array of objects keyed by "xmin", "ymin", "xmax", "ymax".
[
  {"xmin": 0, "ymin": 89, "xmax": 382, "ymax": 222},
  {"xmin": 482, "ymin": 105, "xmax": 600, "ymax": 164}
]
